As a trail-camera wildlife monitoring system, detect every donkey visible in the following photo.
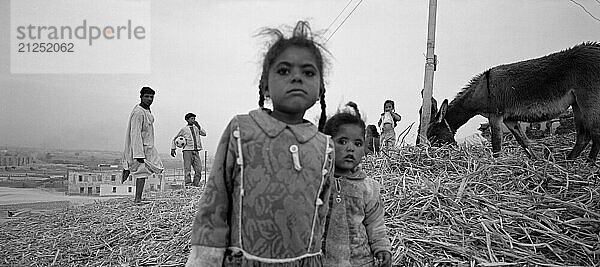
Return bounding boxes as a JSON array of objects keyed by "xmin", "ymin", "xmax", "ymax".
[{"xmin": 426, "ymin": 42, "xmax": 600, "ymax": 161}]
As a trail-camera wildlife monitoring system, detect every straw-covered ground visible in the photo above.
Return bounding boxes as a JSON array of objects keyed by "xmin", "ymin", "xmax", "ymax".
[
  {"xmin": 365, "ymin": 133, "xmax": 599, "ymax": 266},
  {"xmin": 1, "ymin": 133, "xmax": 598, "ymax": 266}
]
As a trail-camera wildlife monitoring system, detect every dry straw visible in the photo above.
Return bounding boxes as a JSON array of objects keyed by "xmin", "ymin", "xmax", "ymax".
[
  {"xmin": 0, "ymin": 133, "xmax": 598, "ymax": 266},
  {"xmin": 367, "ymin": 132, "xmax": 599, "ymax": 266}
]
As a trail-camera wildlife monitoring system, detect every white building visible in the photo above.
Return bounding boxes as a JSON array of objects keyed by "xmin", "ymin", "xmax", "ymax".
[
  {"xmin": 0, "ymin": 152, "xmax": 35, "ymax": 166},
  {"xmin": 67, "ymin": 170, "xmax": 164, "ymax": 196}
]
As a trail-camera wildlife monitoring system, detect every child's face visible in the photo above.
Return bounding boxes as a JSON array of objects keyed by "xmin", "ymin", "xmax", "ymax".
[
  {"xmin": 266, "ymin": 46, "xmax": 321, "ymax": 115},
  {"xmin": 333, "ymin": 124, "xmax": 365, "ymax": 176},
  {"xmin": 186, "ymin": 117, "xmax": 196, "ymax": 125},
  {"xmin": 384, "ymin": 102, "xmax": 394, "ymax": 112}
]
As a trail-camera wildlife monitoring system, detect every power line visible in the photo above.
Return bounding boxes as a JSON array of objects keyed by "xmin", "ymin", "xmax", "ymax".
[
  {"xmin": 325, "ymin": 0, "xmax": 366, "ymax": 43},
  {"xmin": 324, "ymin": 0, "xmax": 354, "ymax": 35},
  {"xmin": 570, "ymin": 0, "xmax": 600, "ymax": 22}
]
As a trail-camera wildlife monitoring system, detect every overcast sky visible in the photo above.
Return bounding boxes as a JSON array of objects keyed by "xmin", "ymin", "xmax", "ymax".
[{"xmin": 1, "ymin": 0, "xmax": 600, "ymax": 156}]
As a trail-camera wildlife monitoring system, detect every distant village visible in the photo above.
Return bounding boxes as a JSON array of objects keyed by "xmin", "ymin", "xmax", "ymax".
[{"xmin": 0, "ymin": 148, "xmax": 210, "ymax": 197}]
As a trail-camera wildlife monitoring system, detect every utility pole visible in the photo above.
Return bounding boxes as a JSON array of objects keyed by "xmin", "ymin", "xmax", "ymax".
[{"xmin": 418, "ymin": 0, "xmax": 438, "ymax": 145}]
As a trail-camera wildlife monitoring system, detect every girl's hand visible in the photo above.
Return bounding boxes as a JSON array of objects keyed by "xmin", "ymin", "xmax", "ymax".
[
  {"xmin": 185, "ymin": 255, "xmax": 203, "ymax": 267},
  {"xmin": 185, "ymin": 245, "xmax": 225, "ymax": 267},
  {"xmin": 375, "ymin": 251, "xmax": 392, "ymax": 267}
]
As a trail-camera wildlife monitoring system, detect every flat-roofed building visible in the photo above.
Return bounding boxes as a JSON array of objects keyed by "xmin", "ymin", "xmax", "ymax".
[
  {"xmin": 67, "ymin": 170, "xmax": 164, "ymax": 196},
  {"xmin": 0, "ymin": 152, "xmax": 35, "ymax": 166}
]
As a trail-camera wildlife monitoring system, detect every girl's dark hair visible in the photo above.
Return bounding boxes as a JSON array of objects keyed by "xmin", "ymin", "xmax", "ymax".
[
  {"xmin": 323, "ymin": 112, "xmax": 366, "ymax": 138},
  {"xmin": 140, "ymin": 86, "xmax": 155, "ymax": 97},
  {"xmin": 384, "ymin": 99, "xmax": 395, "ymax": 109},
  {"xmin": 345, "ymin": 101, "xmax": 361, "ymax": 119},
  {"xmin": 257, "ymin": 21, "xmax": 329, "ymax": 132}
]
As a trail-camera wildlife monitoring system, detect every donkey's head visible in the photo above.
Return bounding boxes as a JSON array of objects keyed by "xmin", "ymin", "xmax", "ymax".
[{"xmin": 426, "ymin": 99, "xmax": 456, "ymax": 146}]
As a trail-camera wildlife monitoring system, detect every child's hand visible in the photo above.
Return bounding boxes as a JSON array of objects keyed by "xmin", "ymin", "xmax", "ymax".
[
  {"xmin": 375, "ymin": 251, "xmax": 392, "ymax": 267},
  {"xmin": 185, "ymin": 245, "xmax": 225, "ymax": 267}
]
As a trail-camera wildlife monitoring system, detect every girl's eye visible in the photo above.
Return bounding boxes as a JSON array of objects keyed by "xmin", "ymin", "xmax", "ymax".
[
  {"xmin": 337, "ymin": 139, "xmax": 347, "ymax": 145},
  {"xmin": 304, "ymin": 70, "xmax": 315, "ymax": 77},
  {"xmin": 355, "ymin": 141, "xmax": 363, "ymax": 147},
  {"xmin": 276, "ymin": 68, "xmax": 290, "ymax": 75}
]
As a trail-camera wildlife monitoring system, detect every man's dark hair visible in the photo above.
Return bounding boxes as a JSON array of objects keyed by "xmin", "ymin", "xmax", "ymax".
[
  {"xmin": 185, "ymin": 113, "xmax": 196, "ymax": 120},
  {"xmin": 140, "ymin": 86, "xmax": 155, "ymax": 97}
]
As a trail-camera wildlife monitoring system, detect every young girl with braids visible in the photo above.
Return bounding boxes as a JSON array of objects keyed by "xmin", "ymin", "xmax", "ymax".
[{"xmin": 186, "ymin": 21, "xmax": 334, "ymax": 266}]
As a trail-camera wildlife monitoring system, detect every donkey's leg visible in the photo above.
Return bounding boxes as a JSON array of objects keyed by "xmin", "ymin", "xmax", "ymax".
[
  {"xmin": 504, "ymin": 120, "xmax": 536, "ymax": 159},
  {"xmin": 588, "ymin": 137, "xmax": 599, "ymax": 164},
  {"xmin": 587, "ymin": 127, "xmax": 600, "ymax": 163},
  {"xmin": 567, "ymin": 103, "xmax": 591, "ymax": 159},
  {"xmin": 489, "ymin": 115, "xmax": 504, "ymax": 157}
]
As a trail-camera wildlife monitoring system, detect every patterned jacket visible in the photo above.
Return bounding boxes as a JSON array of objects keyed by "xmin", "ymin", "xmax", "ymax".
[
  {"xmin": 190, "ymin": 109, "xmax": 334, "ymax": 265},
  {"xmin": 323, "ymin": 170, "xmax": 391, "ymax": 267}
]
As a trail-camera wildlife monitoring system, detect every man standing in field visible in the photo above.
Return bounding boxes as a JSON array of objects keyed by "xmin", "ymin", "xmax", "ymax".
[
  {"xmin": 171, "ymin": 113, "xmax": 206, "ymax": 187},
  {"xmin": 121, "ymin": 86, "xmax": 164, "ymax": 203}
]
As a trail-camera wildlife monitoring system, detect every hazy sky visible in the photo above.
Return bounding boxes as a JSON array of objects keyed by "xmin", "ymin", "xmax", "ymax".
[{"xmin": 1, "ymin": 0, "xmax": 600, "ymax": 156}]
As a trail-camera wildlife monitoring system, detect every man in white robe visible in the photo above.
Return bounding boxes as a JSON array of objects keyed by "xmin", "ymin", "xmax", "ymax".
[{"xmin": 122, "ymin": 86, "xmax": 164, "ymax": 203}]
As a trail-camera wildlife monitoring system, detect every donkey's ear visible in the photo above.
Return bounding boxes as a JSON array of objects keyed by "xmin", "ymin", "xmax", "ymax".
[
  {"xmin": 435, "ymin": 99, "xmax": 448, "ymax": 123},
  {"xmin": 431, "ymin": 97, "xmax": 438, "ymax": 115}
]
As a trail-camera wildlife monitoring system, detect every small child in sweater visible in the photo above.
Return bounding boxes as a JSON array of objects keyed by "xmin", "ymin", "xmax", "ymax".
[{"xmin": 323, "ymin": 112, "xmax": 392, "ymax": 267}]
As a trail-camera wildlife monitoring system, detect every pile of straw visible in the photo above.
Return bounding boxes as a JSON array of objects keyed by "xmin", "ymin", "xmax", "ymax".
[
  {"xmin": 0, "ymin": 133, "xmax": 598, "ymax": 266},
  {"xmin": 0, "ymin": 189, "xmax": 200, "ymax": 266},
  {"xmin": 365, "ymin": 133, "xmax": 599, "ymax": 266}
]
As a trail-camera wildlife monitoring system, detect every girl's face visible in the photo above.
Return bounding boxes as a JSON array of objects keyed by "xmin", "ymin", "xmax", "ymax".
[
  {"xmin": 384, "ymin": 102, "xmax": 394, "ymax": 112},
  {"xmin": 333, "ymin": 124, "xmax": 365, "ymax": 176},
  {"xmin": 266, "ymin": 46, "xmax": 321, "ymax": 116}
]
